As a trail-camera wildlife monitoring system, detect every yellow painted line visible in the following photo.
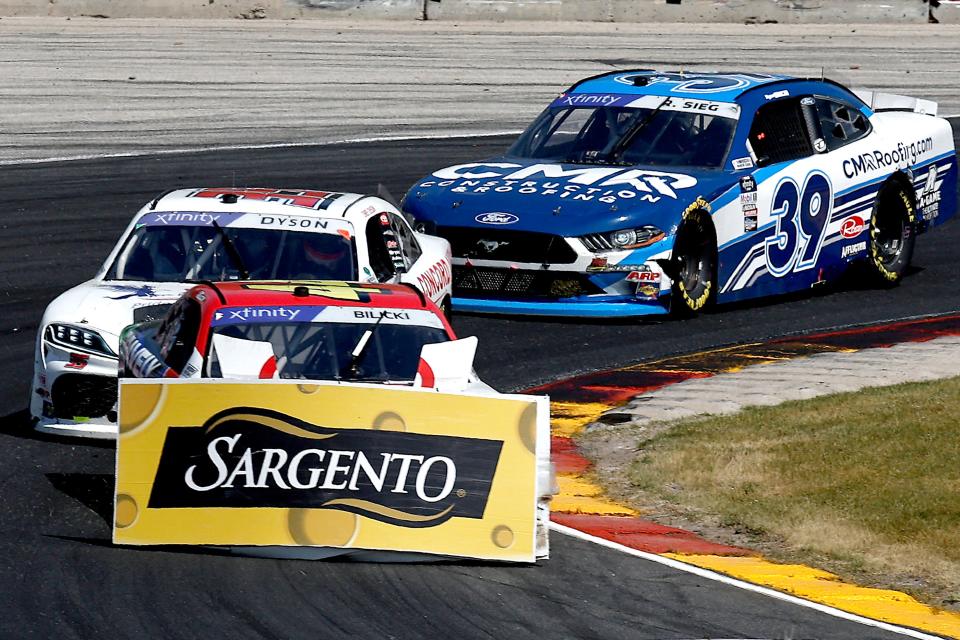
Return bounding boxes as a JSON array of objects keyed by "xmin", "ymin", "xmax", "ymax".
[
  {"xmin": 547, "ymin": 341, "xmax": 960, "ymax": 636},
  {"xmin": 554, "ymin": 474, "xmax": 638, "ymax": 517},
  {"xmin": 665, "ymin": 554, "xmax": 960, "ymax": 639},
  {"xmin": 551, "ymin": 401, "xmax": 613, "ymax": 438}
]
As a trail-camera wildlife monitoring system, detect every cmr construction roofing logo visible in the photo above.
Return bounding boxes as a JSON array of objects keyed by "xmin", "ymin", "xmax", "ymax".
[{"xmin": 148, "ymin": 407, "xmax": 502, "ymax": 527}]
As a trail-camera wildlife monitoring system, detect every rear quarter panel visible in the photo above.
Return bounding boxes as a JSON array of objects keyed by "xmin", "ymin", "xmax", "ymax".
[{"xmin": 715, "ymin": 110, "xmax": 957, "ymax": 304}]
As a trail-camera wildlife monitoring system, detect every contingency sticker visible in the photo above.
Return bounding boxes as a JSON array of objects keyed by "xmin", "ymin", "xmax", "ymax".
[{"xmin": 739, "ymin": 175, "xmax": 759, "ymax": 232}]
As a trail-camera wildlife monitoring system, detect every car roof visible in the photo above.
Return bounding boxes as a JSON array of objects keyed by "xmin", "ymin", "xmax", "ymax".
[
  {"xmin": 147, "ymin": 187, "xmax": 383, "ymax": 220},
  {"xmin": 567, "ymin": 70, "xmax": 792, "ymax": 104},
  {"xmin": 195, "ymin": 280, "xmax": 431, "ymax": 311}
]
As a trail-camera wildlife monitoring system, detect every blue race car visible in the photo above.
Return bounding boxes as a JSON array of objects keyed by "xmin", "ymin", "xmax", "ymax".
[{"xmin": 402, "ymin": 71, "xmax": 957, "ymax": 317}]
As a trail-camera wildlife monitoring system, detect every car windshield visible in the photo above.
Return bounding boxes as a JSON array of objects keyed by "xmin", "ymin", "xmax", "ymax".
[
  {"xmin": 207, "ymin": 311, "xmax": 449, "ymax": 383},
  {"xmin": 508, "ymin": 105, "xmax": 737, "ymax": 169},
  {"xmin": 107, "ymin": 224, "xmax": 357, "ymax": 282}
]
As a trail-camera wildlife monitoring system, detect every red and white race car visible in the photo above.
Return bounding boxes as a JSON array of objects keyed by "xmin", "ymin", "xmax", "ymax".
[
  {"xmin": 119, "ymin": 280, "xmax": 488, "ymax": 393},
  {"xmin": 31, "ymin": 188, "xmax": 453, "ymax": 438}
]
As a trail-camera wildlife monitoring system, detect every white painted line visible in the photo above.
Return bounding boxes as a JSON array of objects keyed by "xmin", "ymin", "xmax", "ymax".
[
  {"xmin": 0, "ymin": 130, "xmax": 525, "ymax": 167},
  {"xmin": 550, "ymin": 522, "xmax": 946, "ymax": 640}
]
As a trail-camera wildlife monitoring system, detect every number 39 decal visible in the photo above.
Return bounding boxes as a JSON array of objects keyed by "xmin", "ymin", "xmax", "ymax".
[{"xmin": 764, "ymin": 171, "xmax": 833, "ymax": 277}]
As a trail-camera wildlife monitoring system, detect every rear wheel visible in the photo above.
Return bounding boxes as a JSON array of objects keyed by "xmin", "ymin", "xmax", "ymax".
[
  {"xmin": 867, "ymin": 181, "xmax": 916, "ymax": 285},
  {"xmin": 670, "ymin": 209, "xmax": 717, "ymax": 315}
]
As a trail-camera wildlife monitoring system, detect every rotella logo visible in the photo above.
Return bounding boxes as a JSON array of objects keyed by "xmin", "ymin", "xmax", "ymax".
[{"xmin": 148, "ymin": 407, "xmax": 503, "ymax": 528}]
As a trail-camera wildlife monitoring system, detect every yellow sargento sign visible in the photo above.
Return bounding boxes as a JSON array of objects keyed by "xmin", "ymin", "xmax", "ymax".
[{"xmin": 115, "ymin": 380, "xmax": 549, "ymax": 562}]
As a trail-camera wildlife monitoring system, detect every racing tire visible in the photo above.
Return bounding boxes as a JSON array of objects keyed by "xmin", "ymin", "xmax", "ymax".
[
  {"xmin": 440, "ymin": 296, "xmax": 453, "ymax": 320},
  {"xmin": 670, "ymin": 208, "xmax": 717, "ymax": 316},
  {"xmin": 867, "ymin": 181, "xmax": 916, "ymax": 286}
]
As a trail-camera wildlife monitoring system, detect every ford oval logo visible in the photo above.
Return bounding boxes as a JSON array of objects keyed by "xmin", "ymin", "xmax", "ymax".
[{"xmin": 475, "ymin": 212, "xmax": 519, "ymax": 225}]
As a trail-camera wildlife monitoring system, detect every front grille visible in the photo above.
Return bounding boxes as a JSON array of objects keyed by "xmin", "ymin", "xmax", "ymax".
[
  {"xmin": 437, "ymin": 226, "xmax": 577, "ymax": 264},
  {"xmin": 454, "ymin": 266, "xmax": 602, "ymax": 299},
  {"xmin": 51, "ymin": 374, "xmax": 117, "ymax": 419},
  {"xmin": 133, "ymin": 303, "xmax": 172, "ymax": 323}
]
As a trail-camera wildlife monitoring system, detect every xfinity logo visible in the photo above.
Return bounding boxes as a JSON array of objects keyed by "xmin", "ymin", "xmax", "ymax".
[
  {"xmin": 556, "ymin": 93, "xmax": 624, "ymax": 107},
  {"xmin": 153, "ymin": 212, "xmax": 222, "ymax": 225},
  {"xmin": 215, "ymin": 307, "xmax": 301, "ymax": 321},
  {"xmin": 475, "ymin": 212, "xmax": 519, "ymax": 225}
]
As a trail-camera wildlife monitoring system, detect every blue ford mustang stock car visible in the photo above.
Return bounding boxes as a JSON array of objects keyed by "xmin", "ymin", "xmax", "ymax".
[{"xmin": 402, "ymin": 71, "xmax": 957, "ymax": 317}]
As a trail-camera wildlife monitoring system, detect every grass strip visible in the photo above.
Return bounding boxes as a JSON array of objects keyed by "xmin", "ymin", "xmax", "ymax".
[{"xmin": 580, "ymin": 376, "xmax": 960, "ymax": 609}]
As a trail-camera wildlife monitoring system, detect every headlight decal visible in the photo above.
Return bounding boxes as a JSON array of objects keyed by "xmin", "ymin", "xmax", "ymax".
[
  {"xmin": 45, "ymin": 323, "xmax": 117, "ymax": 359},
  {"xmin": 581, "ymin": 225, "xmax": 665, "ymax": 252}
]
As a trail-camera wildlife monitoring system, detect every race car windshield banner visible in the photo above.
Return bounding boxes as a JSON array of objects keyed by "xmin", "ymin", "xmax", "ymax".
[{"xmin": 115, "ymin": 380, "xmax": 547, "ymax": 562}]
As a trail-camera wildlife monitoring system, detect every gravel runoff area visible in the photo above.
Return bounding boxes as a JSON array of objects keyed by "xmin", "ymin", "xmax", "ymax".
[
  {"xmin": 588, "ymin": 335, "xmax": 960, "ymax": 430},
  {"xmin": 2, "ymin": 17, "xmax": 960, "ymax": 164}
]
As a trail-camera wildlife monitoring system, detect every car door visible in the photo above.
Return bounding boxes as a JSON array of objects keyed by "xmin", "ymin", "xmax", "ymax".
[{"xmin": 720, "ymin": 93, "xmax": 861, "ymax": 302}]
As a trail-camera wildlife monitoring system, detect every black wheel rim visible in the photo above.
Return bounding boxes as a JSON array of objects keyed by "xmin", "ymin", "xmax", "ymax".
[
  {"xmin": 676, "ymin": 217, "xmax": 713, "ymax": 292},
  {"xmin": 873, "ymin": 198, "xmax": 908, "ymax": 266}
]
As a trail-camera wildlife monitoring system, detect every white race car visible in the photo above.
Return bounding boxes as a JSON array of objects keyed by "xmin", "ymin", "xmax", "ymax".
[{"xmin": 31, "ymin": 187, "xmax": 453, "ymax": 438}]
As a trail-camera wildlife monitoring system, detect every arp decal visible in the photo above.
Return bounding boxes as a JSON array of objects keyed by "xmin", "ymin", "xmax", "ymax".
[
  {"xmin": 626, "ymin": 270, "xmax": 661, "ymax": 301},
  {"xmin": 423, "ymin": 163, "xmax": 698, "ymax": 204},
  {"xmin": 765, "ymin": 171, "xmax": 833, "ymax": 277},
  {"xmin": 475, "ymin": 213, "xmax": 519, "ymax": 225}
]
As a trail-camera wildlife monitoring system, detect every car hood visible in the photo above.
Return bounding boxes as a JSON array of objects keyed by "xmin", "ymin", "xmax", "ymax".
[
  {"xmin": 43, "ymin": 280, "xmax": 192, "ymax": 346},
  {"xmin": 403, "ymin": 157, "xmax": 739, "ymax": 236}
]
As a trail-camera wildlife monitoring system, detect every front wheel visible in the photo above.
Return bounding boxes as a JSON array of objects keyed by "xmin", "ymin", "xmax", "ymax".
[
  {"xmin": 670, "ymin": 209, "xmax": 717, "ymax": 316},
  {"xmin": 867, "ymin": 181, "xmax": 916, "ymax": 285}
]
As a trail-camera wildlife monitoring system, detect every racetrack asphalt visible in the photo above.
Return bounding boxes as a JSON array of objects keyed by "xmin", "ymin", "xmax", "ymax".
[{"xmin": 0, "ymin": 127, "xmax": 958, "ymax": 639}]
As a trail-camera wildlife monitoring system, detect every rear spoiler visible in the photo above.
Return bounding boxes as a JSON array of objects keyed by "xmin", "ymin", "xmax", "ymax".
[{"xmin": 852, "ymin": 89, "xmax": 938, "ymax": 116}]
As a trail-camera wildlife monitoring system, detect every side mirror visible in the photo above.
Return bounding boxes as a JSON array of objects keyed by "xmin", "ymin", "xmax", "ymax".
[{"xmin": 415, "ymin": 337, "xmax": 478, "ymax": 392}]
